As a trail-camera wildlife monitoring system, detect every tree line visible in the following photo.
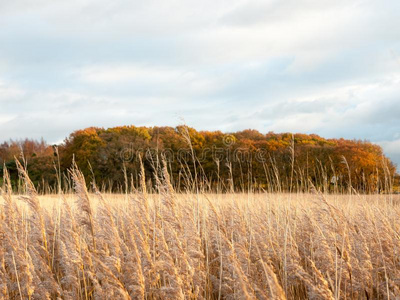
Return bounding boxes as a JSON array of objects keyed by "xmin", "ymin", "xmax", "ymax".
[{"xmin": 0, "ymin": 125, "xmax": 399, "ymax": 194}]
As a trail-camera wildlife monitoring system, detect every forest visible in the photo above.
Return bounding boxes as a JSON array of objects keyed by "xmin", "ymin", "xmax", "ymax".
[{"xmin": 0, "ymin": 125, "xmax": 398, "ymax": 194}]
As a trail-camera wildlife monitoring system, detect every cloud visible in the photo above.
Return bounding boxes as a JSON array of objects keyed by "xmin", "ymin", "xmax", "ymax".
[
  {"xmin": 379, "ymin": 139, "xmax": 400, "ymax": 169},
  {"xmin": 246, "ymin": 75, "xmax": 400, "ymax": 168},
  {"xmin": 0, "ymin": 80, "xmax": 25, "ymax": 99},
  {"xmin": 0, "ymin": 0, "xmax": 399, "ymax": 168}
]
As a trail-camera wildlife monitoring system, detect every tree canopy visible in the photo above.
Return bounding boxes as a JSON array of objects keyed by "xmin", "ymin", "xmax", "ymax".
[{"xmin": 1, "ymin": 126, "xmax": 398, "ymax": 194}]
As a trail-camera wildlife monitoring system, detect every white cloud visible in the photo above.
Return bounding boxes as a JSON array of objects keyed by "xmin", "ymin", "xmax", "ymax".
[
  {"xmin": 0, "ymin": 0, "xmax": 400, "ymax": 168},
  {"xmin": 78, "ymin": 65, "xmax": 182, "ymax": 84},
  {"xmin": 0, "ymin": 80, "xmax": 25, "ymax": 100},
  {"xmin": 75, "ymin": 63, "xmax": 231, "ymax": 98},
  {"xmin": 380, "ymin": 139, "xmax": 400, "ymax": 153},
  {"xmin": 379, "ymin": 139, "xmax": 400, "ymax": 168},
  {"xmin": 0, "ymin": 114, "xmax": 16, "ymax": 125}
]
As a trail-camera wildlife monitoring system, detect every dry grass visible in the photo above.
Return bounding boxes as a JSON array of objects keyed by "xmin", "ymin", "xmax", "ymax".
[{"xmin": 1, "ymin": 166, "xmax": 400, "ymax": 299}]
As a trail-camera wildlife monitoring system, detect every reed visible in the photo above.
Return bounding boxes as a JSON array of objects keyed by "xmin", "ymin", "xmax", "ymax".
[{"xmin": 1, "ymin": 162, "xmax": 400, "ymax": 299}]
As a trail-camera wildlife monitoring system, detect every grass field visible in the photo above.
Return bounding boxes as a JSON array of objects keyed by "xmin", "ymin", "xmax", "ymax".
[{"xmin": 1, "ymin": 165, "xmax": 400, "ymax": 299}]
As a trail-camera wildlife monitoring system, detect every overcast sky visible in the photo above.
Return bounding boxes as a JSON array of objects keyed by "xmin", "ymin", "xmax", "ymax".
[{"xmin": 0, "ymin": 0, "xmax": 399, "ymax": 167}]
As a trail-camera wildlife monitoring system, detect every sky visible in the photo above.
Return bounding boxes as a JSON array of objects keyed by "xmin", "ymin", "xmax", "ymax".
[{"xmin": 0, "ymin": 0, "xmax": 399, "ymax": 168}]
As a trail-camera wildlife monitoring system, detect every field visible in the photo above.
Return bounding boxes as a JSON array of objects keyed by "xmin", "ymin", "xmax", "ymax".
[{"xmin": 1, "ymin": 166, "xmax": 400, "ymax": 300}]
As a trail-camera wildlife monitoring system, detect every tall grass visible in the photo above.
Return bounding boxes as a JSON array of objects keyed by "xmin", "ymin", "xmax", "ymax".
[{"xmin": 1, "ymin": 160, "xmax": 400, "ymax": 299}]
